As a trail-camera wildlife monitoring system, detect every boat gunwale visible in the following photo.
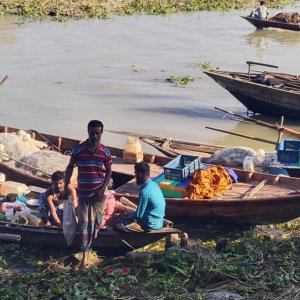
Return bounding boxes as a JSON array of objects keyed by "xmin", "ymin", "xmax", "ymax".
[{"xmin": 203, "ymin": 70, "xmax": 300, "ymax": 95}]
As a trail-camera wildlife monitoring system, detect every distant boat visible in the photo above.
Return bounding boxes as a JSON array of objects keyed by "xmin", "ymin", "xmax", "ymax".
[
  {"xmin": 242, "ymin": 16, "xmax": 300, "ymax": 31},
  {"xmin": 204, "ymin": 61, "xmax": 300, "ymax": 120}
]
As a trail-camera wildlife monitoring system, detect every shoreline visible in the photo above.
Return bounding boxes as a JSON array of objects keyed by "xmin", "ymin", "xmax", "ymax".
[{"xmin": 0, "ymin": 0, "xmax": 296, "ymax": 21}]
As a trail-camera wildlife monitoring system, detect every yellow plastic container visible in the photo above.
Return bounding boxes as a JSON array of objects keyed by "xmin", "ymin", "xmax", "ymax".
[
  {"xmin": 0, "ymin": 181, "xmax": 31, "ymax": 196},
  {"xmin": 124, "ymin": 137, "xmax": 142, "ymax": 153}
]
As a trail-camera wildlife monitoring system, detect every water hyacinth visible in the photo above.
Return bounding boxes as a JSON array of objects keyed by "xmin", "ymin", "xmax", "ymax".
[{"xmin": 0, "ymin": 0, "xmax": 296, "ymax": 20}]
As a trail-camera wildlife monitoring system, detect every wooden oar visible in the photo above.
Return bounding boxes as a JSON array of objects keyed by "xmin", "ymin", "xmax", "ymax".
[
  {"xmin": 205, "ymin": 126, "xmax": 277, "ymax": 145},
  {"xmin": 107, "ymin": 130, "xmax": 169, "ymax": 141},
  {"xmin": 0, "ymin": 75, "xmax": 8, "ymax": 86},
  {"xmin": 140, "ymin": 138, "xmax": 177, "ymax": 158},
  {"xmin": 215, "ymin": 106, "xmax": 300, "ymax": 138}
]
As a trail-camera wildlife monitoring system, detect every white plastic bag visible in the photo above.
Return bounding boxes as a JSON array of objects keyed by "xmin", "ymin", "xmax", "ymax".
[{"xmin": 63, "ymin": 196, "xmax": 77, "ymax": 246}]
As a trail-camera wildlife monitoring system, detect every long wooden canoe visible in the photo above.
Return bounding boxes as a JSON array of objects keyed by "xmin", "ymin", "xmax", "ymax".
[
  {"xmin": 2, "ymin": 124, "xmax": 300, "ymax": 225},
  {"xmin": 115, "ymin": 170, "xmax": 300, "ymax": 225},
  {"xmin": 242, "ymin": 16, "xmax": 300, "ymax": 31},
  {"xmin": 106, "ymin": 129, "xmax": 224, "ymax": 158},
  {"xmin": 0, "ymin": 221, "xmax": 179, "ymax": 254},
  {"xmin": 204, "ymin": 61, "xmax": 300, "ymax": 119}
]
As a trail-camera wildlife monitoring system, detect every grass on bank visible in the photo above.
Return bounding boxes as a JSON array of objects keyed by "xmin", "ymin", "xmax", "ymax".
[
  {"xmin": 0, "ymin": 0, "xmax": 297, "ymax": 21},
  {"xmin": 1, "ymin": 220, "xmax": 300, "ymax": 299}
]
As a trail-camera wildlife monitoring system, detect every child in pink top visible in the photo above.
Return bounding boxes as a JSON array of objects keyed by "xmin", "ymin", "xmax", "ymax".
[{"xmin": 101, "ymin": 191, "xmax": 135, "ymax": 227}]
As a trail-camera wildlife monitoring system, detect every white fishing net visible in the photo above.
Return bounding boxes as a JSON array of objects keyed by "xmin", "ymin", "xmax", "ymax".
[
  {"xmin": 19, "ymin": 150, "xmax": 70, "ymax": 176},
  {"xmin": 0, "ymin": 131, "xmax": 78, "ymax": 186},
  {"xmin": 0, "ymin": 131, "xmax": 47, "ymax": 164},
  {"xmin": 206, "ymin": 146, "xmax": 258, "ymax": 168}
]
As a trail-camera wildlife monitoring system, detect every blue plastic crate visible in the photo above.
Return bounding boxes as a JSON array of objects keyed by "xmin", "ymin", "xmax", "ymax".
[
  {"xmin": 277, "ymin": 140, "xmax": 300, "ymax": 164},
  {"xmin": 163, "ymin": 155, "xmax": 201, "ymax": 181}
]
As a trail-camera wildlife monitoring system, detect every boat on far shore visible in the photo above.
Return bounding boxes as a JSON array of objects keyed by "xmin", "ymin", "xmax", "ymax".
[{"xmin": 242, "ymin": 16, "xmax": 300, "ymax": 31}]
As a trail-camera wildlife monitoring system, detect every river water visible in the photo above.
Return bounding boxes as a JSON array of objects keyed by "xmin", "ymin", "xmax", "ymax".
[{"xmin": 0, "ymin": 5, "xmax": 300, "ymax": 153}]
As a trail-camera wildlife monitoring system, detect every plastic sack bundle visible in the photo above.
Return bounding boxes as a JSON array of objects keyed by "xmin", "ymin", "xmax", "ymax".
[{"xmin": 63, "ymin": 196, "xmax": 77, "ymax": 246}]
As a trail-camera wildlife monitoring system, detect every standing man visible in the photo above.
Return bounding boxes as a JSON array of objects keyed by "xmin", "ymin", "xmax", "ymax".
[
  {"xmin": 64, "ymin": 120, "xmax": 112, "ymax": 270},
  {"xmin": 128, "ymin": 162, "xmax": 166, "ymax": 230}
]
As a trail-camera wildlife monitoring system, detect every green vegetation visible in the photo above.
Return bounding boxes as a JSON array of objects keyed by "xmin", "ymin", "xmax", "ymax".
[
  {"xmin": 0, "ymin": 0, "xmax": 296, "ymax": 20},
  {"xmin": 192, "ymin": 61, "xmax": 217, "ymax": 71},
  {"xmin": 166, "ymin": 75, "xmax": 194, "ymax": 86},
  {"xmin": 1, "ymin": 221, "xmax": 300, "ymax": 299}
]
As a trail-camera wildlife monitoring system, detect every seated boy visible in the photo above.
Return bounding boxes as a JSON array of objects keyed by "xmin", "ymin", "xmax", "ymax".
[{"xmin": 39, "ymin": 171, "xmax": 78, "ymax": 226}]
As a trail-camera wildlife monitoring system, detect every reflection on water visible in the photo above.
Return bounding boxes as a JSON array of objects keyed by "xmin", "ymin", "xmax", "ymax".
[{"xmin": 244, "ymin": 29, "xmax": 300, "ymax": 60}]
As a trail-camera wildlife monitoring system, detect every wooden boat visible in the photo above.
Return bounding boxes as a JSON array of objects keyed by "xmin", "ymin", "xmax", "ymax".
[
  {"xmin": 204, "ymin": 61, "xmax": 300, "ymax": 119},
  {"xmin": 0, "ymin": 221, "xmax": 179, "ymax": 255},
  {"xmin": 0, "ymin": 125, "xmax": 181, "ymax": 253},
  {"xmin": 106, "ymin": 129, "xmax": 224, "ymax": 158},
  {"xmin": 0, "ymin": 125, "xmax": 170, "ymax": 188},
  {"xmin": 242, "ymin": 16, "xmax": 300, "ymax": 31},
  {"xmin": 115, "ymin": 170, "xmax": 300, "ymax": 225},
  {"xmin": 2, "ymin": 124, "xmax": 300, "ymax": 225}
]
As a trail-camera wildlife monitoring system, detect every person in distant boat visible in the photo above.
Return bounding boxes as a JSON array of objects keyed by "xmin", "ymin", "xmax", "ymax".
[
  {"xmin": 254, "ymin": 73, "xmax": 284, "ymax": 88},
  {"xmin": 39, "ymin": 171, "xmax": 78, "ymax": 226},
  {"xmin": 120, "ymin": 162, "xmax": 166, "ymax": 231},
  {"xmin": 63, "ymin": 120, "xmax": 112, "ymax": 271},
  {"xmin": 250, "ymin": 1, "xmax": 269, "ymax": 19}
]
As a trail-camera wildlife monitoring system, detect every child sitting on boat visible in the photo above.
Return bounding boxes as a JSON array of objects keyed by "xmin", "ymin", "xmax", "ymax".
[
  {"xmin": 39, "ymin": 171, "xmax": 78, "ymax": 226},
  {"xmin": 100, "ymin": 190, "xmax": 136, "ymax": 228}
]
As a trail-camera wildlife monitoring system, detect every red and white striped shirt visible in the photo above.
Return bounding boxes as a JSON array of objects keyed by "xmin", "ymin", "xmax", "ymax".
[{"xmin": 72, "ymin": 140, "xmax": 112, "ymax": 197}]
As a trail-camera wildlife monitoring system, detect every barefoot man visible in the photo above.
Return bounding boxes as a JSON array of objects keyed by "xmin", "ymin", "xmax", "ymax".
[{"xmin": 64, "ymin": 120, "xmax": 112, "ymax": 270}]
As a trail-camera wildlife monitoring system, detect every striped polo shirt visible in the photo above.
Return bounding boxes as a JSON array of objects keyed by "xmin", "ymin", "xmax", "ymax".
[{"xmin": 72, "ymin": 140, "xmax": 112, "ymax": 197}]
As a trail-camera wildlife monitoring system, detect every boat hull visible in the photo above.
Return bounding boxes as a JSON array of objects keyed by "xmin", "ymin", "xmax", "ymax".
[
  {"xmin": 204, "ymin": 71, "xmax": 300, "ymax": 119},
  {"xmin": 242, "ymin": 16, "xmax": 300, "ymax": 31},
  {"xmin": 0, "ymin": 221, "xmax": 180, "ymax": 254},
  {"xmin": 116, "ymin": 193, "xmax": 300, "ymax": 225}
]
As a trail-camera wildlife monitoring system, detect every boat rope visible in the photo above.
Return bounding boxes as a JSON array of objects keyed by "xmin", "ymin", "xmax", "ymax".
[
  {"xmin": 106, "ymin": 227, "xmax": 136, "ymax": 251},
  {"xmin": 28, "ymin": 129, "xmax": 63, "ymax": 153}
]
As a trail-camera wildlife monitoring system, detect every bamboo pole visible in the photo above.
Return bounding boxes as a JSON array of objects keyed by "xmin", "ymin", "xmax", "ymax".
[
  {"xmin": 215, "ymin": 107, "xmax": 300, "ymax": 138},
  {"xmin": 0, "ymin": 75, "xmax": 8, "ymax": 87},
  {"xmin": 205, "ymin": 126, "xmax": 277, "ymax": 145},
  {"xmin": 276, "ymin": 116, "xmax": 284, "ymax": 148}
]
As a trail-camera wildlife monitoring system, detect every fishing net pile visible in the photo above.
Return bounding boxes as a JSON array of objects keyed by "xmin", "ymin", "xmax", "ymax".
[
  {"xmin": 19, "ymin": 150, "xmax": 70, "ymax": 176},
  {"xmin": 205, "ymin": 146, "xmax": 276, "ymax": 171},
  {"xmin": 0, "ymin": 131, "xmax": 77, "ymax": 182},
  {"xmin": 270, "ymin": 12, "xmax": 300, "ymax": 24},
  {"xmin": 0, "ymin": 131, "xmax": 47, "ymax": 166}
]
